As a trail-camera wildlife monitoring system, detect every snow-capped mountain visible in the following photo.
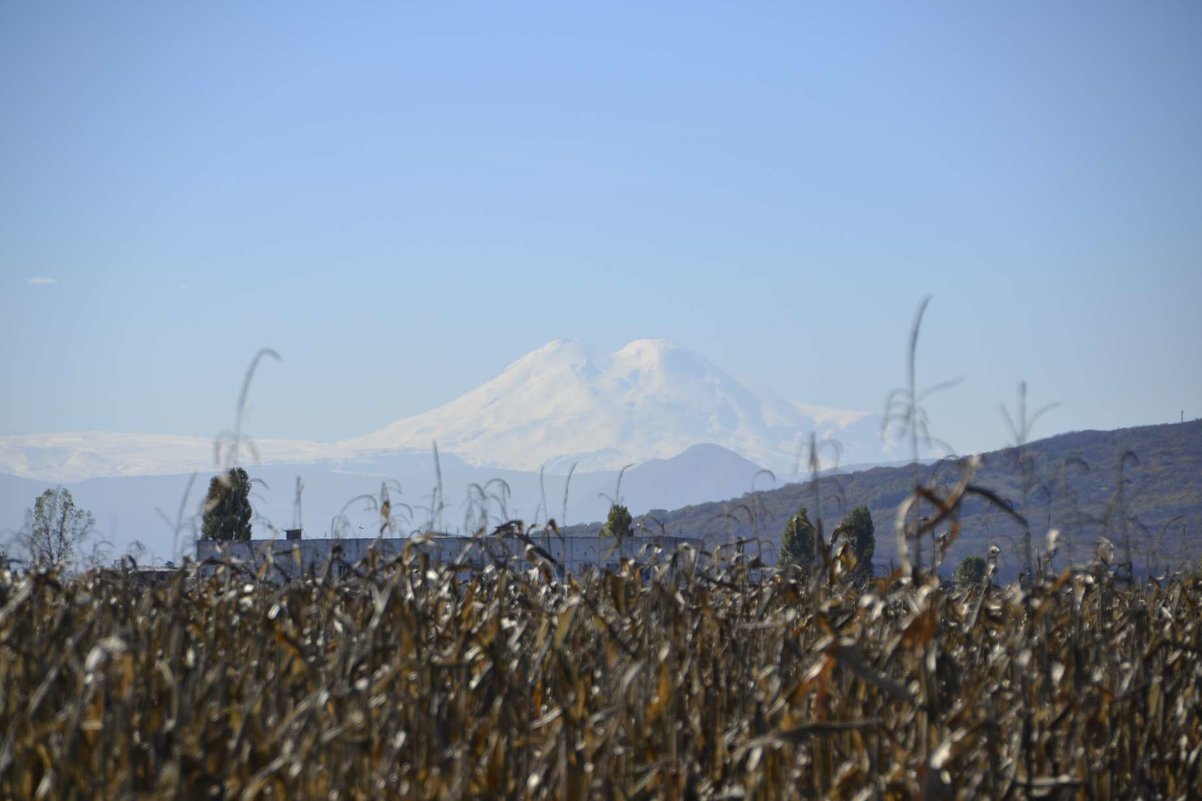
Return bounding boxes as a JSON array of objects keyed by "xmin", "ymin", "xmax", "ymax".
[
  {"xmin": 343, "ymin": 338, "xmax": 873, "ymax": 475},
  {"xmin": 0, "ymin": 339, "xmax": 885, "ymax": 483},
  {"xmin": 0, "ymin": 338, "xmax": 892, "ymax": 562}
]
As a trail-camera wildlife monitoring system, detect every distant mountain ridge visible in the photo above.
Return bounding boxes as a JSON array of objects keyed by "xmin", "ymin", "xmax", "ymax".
[
  {"xmin": 0, "ymin": 432, "xmax": 349, "ymax": 483},
  {"xmin": 0, "ymin": 338, "xmax": 883, "ymax": 481},
  {"xmin": 593, "ymin": 420, "xmax": 1202, "ymax": 579}
]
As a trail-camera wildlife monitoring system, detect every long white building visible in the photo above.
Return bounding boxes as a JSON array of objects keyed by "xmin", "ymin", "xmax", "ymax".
[{"xmin": 195, "ymin": 529, "xmax": 704, "ymax": 579}]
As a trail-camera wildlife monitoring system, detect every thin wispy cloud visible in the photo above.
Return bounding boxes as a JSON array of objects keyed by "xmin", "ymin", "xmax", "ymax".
[{"xmin": 27, "ymin": 277, "xmax": 58, "ymax": 286}]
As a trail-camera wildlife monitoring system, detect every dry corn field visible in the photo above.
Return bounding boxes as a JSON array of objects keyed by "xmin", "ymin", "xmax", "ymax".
[{"xmin": 1, "ymin": 546, "xmax": 1201, "ymax": 800}]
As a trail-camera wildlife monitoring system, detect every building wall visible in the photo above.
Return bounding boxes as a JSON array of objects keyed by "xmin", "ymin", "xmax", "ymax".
[{"xmin": 195, "ymin": 533, "xmax": 703, "ymax": 579}]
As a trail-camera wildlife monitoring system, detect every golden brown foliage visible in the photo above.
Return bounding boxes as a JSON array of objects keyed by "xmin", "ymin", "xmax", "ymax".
[{"xmin": 1, "ymin": 547, "xmax": 1201, "ymax": 800}]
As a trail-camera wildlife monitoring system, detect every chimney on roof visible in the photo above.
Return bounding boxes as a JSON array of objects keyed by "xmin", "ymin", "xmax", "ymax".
[{"xmin": 285, "ymin": 528, "xmax": 302, "ymax": 541}]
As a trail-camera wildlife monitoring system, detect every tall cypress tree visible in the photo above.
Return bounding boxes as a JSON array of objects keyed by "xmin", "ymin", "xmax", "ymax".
[
  {"xmin": 600, "ymin": 504, "xmax": 633, "ymax": 541},
  {"xmin": 954, "ymin": 555, "xmax": 987, "ymax": 587},
  {"xmin": 838, "ymin": 505, "xmax": 875, "ymax": 579},
  {"xmin": 780, "ymin": 506, "xmax": 818, "ymax": 569},
  {"xmin": 202, "ymin": 467, "xmax": 253, "ymax": 541}
]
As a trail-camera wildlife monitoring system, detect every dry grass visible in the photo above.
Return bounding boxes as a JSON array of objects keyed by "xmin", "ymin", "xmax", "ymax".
[{"xmin": 2, "ymin": 540, "xmax": 1201, "ymax": 800}]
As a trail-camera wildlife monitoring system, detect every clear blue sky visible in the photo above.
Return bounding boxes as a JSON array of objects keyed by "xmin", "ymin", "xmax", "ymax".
[{"xmin": 2, "ymin": 2, "xmax": 1200, "ymax": 456}]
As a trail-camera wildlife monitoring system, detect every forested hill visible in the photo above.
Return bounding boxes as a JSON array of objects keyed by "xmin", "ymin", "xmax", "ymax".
[{"xmin": 577, "ymin": 420, "xmax": 1202, "ymax": 579}]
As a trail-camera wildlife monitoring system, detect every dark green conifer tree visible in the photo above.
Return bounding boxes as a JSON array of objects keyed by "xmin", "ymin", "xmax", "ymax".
[
  {"xmin": 780, "ymin": 506, "xmax": 818, "ymax": 569},
  {"xmin": 600, "ymin": 504, "xmax": 633, "ymax": 541},
  {"xmin": 837, "ymin": 505, "xmax": 875, "ymax": 579},
  {"xmin": 202, "ymin": 467, "xmax": 253, "ymax": 541},
  {"xmin": 954, "ymin": 555, "xmax": 987, "ymax": 587}
]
